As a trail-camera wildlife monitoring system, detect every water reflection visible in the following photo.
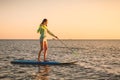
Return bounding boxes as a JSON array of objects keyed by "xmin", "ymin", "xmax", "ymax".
[{"xmin": 35, "ymin": 65, "xmax": 50, "ymax": 80}]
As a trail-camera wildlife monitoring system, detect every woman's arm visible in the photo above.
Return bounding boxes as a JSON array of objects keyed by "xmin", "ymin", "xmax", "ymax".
[
  {"xmin": 37, "ymin": 26, "xmax": 40, "ymax": 33},
  {"xmin": 47, "ymin": 29, "xmax": 58, "ymax": 38}
]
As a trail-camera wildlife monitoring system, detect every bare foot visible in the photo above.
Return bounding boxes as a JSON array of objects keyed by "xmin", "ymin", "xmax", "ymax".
[{"xmin": 44, "ymin": 60, "xmax": 49, "ymax": 62}]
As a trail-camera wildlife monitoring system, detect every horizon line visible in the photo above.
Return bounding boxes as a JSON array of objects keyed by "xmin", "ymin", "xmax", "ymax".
[{"xmin": 0, "ymin": 39, "xmax": 120, "ymax": 41}]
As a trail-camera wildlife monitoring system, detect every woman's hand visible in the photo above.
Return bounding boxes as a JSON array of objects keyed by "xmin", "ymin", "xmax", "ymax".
[{"xmin": 55, "ymin": 36, "xmax": 59, "ymax": 39}]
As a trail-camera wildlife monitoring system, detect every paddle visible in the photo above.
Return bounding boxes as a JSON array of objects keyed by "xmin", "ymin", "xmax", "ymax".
[{"xmin": 53, "ymin": 38, "xmax": 78, "ymax": 56}]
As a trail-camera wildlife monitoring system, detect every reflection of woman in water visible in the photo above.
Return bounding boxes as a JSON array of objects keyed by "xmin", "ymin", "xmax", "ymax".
[
  {"xmin": 37, "ymin": 19, "xmax": 58, "ymax": 61},
  {"xmin": 35, "ymin": 65, "xmax": 50, "ymax": 80}
]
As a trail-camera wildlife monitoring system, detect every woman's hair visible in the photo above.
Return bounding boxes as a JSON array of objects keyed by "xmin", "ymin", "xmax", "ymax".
[{"xmin": 40, "ymin": 18, "xmax": 47, "ymax": 26}]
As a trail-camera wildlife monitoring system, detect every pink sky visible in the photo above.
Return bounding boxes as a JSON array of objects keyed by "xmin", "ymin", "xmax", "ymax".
[{"xmin": 0, "ymin": 0, "xmax": 120, "ymax": 39}]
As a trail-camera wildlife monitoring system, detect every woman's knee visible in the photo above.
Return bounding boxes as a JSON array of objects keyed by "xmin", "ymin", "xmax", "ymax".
[
  {"xmin": 40, "ymin": 48, "xmax": 43, "ymax": 51},
  {"xmin": 44, "ymin": 47, "xmax": 48, "ymax": 51}
]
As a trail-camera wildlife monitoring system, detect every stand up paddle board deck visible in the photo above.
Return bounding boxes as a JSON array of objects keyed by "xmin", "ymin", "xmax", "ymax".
[{"xmin": 11, "ymin": 60, "xmax": 78, "ymax": 65}]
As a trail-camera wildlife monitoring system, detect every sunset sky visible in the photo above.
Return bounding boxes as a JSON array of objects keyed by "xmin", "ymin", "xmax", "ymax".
[{"xmin": 0, "ymin": 0, "xmax": 120, "ymax": 39}]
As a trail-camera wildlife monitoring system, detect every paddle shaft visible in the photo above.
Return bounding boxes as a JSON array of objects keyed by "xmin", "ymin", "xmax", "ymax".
[{"xmin": 57, "ymin": 39, "xmax": 75, "ymax": 53}]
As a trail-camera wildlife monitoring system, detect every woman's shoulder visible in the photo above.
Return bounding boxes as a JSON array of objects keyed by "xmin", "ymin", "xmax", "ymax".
[
  {"xmin": 40, "ymin": 24, "xmax": 46, "ymax": 27},
  {"xmin": 40, "ymin": 24, "xmax": 47, "ymax": 29},
  {"xmin": 40, "ymin": 24, "xmax": 43, "ymax": 27}
]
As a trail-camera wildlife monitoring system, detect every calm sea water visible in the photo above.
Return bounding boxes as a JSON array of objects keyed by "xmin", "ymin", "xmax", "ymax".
[{"xmin": 0, "ymin": 40, "xmax": 120, "ymax": 80}]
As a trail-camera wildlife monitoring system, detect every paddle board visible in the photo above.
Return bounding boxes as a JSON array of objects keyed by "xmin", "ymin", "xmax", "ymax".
[{"xmin": 11, "ymin": 60, "xmax": 78, "ymax": 65}]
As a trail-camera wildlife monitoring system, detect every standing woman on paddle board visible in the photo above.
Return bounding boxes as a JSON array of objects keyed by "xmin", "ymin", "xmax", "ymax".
[{"xmin": 37, "ymin": 19, "xmax": 58, "ymax": 61}]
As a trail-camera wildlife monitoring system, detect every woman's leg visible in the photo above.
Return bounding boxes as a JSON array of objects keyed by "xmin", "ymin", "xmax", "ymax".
[
  {"xmin": 38, "ymin": 41, "xmax": 44, "ymax": 61},
  {"xmin": 43, "ymin": 41, "xmax": 48, "ymax": 61}
]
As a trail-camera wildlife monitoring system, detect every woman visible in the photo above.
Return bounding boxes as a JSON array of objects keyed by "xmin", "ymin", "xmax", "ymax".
[{"xmin": 37, "ymin": 19, "xmax": 58, "ymax": 61}]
